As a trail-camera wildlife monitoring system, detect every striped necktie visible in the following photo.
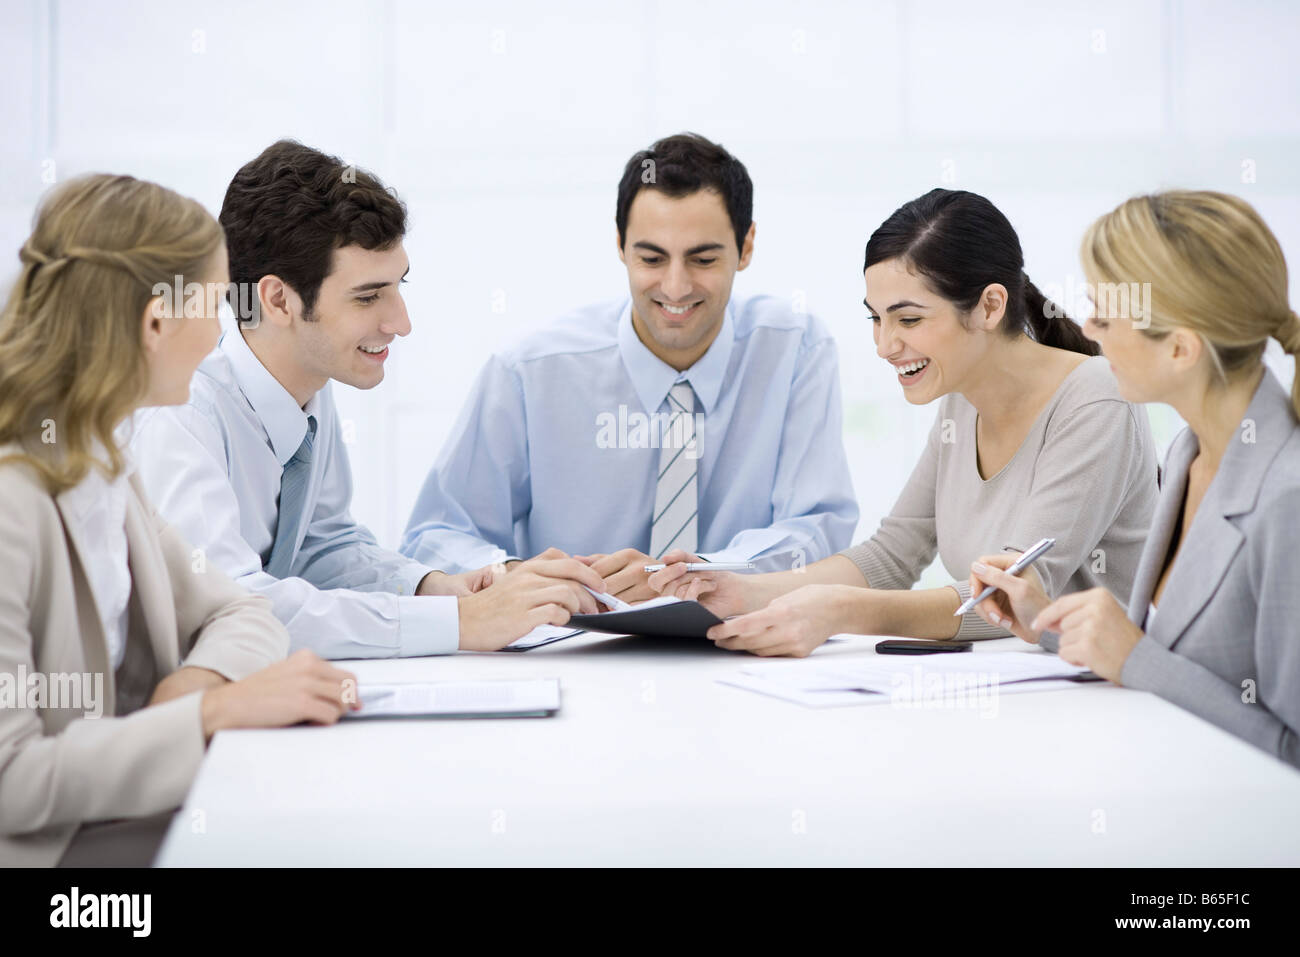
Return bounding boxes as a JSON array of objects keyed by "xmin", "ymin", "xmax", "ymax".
[
  {"xmin": 264, "ymin": 414, "xmax": 317, "ymax": 579},
  {"xmin": 649, "ymin": 381, "xmax": 698, "ymax": 558}
]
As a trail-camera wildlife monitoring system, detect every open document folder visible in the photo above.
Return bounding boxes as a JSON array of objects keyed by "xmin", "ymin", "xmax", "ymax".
[
  {"xmin": 720, "ymin": 651, "xmax": 1102, "ymax": 708},
  {"xmin": 502, "ymin": 596, "xmax": 725, "ymax": 651}
]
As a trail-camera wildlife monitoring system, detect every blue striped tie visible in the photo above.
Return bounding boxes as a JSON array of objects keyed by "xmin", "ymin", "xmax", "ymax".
[{"xmin": 264, "ymin": 415, "xmax": 317, "ymax": 578}]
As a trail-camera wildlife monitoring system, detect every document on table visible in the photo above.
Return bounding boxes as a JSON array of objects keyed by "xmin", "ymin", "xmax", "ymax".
[
  {"xmin": 345, "ymin": 678, "xmax": 562, "ymax": 718},
  {"xmin": 501, "ymin": 595, "xmax": 724, "ymax": 650},
  {"xmin": 501, "ymin": 624, "xmax": 586, "ymax": 652},
  {"xmin": 719, "ymin": 651, "xmax": 1099, "ymax": 708},
  {"xmin": 567, "ymin": 595, "xmax": 724, "ymax": 639}
]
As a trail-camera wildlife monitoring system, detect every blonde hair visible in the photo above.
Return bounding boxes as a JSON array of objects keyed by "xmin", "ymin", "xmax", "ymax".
[
  {"xmin": 1081, "ymin": 189, "xmax": 1300, "ymax": 420},
  {"xmin": 0, "ymin": 174, "xmax": 222, "ymax": 493}
]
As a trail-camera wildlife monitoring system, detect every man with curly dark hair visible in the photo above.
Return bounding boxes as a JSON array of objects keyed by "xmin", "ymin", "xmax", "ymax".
[{"xmin": 132, "ymin": 141, "xmax": 608, "ymax": 660}]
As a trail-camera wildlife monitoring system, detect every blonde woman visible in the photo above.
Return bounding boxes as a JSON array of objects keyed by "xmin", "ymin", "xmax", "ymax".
[
  {"xmin": 969, "ymin": 190, "xmax": 1300, "ymax": 769},
  {"xmin": 0, "ymin": 174, "xmax": 358, "ymax": 867}
]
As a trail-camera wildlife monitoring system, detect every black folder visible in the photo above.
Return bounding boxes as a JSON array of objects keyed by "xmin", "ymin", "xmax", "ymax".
[{"xmin": 567, "ymin": 599, "xmax": 724, "ymax": 639}]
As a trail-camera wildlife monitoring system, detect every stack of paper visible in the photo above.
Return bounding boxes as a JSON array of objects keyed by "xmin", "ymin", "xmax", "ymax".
[{"xmin": 719, "ymin": 652, "xmax": 1098, "ymax": 709}]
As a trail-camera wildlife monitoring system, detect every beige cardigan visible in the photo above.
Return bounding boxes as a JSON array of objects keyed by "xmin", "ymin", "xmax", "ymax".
[{"xmin": 0, "ymin": 448, "xmax": 288, "ymax": 866}]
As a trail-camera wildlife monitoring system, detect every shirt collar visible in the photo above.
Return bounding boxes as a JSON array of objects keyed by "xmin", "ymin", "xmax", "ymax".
[
  {"xmin": 616, "ymin": 299, "xmax": 735, "ymax": 415},
  {"xmin": 220, "ymin": 328, "xmax": 319, "ymax": 466}
]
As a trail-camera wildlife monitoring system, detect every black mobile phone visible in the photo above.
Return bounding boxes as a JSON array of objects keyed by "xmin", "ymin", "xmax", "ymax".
[{"xmin": 875, "ymin": 639, "xmax": 973, "ymax": 655}]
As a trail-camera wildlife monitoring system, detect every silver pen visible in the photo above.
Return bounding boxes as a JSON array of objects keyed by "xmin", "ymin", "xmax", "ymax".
[
  {"xmin": 954, "ymin": 537, "xmax": 1056, "ymax": 617},
  {"xmin": 582, "ymin": 585, "xmax": 630, "ymax": 611},
  {"xmin": 642, "ymin": 562, "xmax": 756, "ymax": 573}
]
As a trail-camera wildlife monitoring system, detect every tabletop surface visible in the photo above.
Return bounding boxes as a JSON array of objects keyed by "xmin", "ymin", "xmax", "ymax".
[{"xmin": 156, "ymin": 633, "xmax": 1300, "ymax": 866}]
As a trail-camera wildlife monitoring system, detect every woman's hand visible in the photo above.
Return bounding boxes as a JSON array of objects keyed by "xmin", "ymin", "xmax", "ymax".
[
  {"xmin": 200, "ymin": 649, "xmax": 359, "ymax": 741},
  {"xmin": 1030, "ymin": 588, "xmax": 1143, "ymax": 683},
  {"xmin": 968, "ymin": 554, "xmax": 1052, "ymax": 643},
  {"xmin": 646, "ymin": 549, "xmax": 759, "ymax": 619},
  {"xmin": 149, "ymin": 665, "xmax": 227, "ymax": 706},
  {"xmin": 704, "ymin": 584, "xmax": 853, "ymax": 657}
]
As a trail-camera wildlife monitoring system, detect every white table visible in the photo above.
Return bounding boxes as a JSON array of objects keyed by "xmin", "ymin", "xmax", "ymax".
[{"xmin": 156, "ymin": 634, "xmax": 1300, "ymax": 866}]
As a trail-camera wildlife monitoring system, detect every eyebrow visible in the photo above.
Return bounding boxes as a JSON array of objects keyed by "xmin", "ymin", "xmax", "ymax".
[
  {"xmin": 863, "ymin": 297, "xmax": 929, "ymax": 313},
  {"xmin": 349, "ymin": 265, "xmax": 410, "ymax": 293},
  {"xmin": 632, "ymin": 241, "xmax": 726, "ymax": 257}
]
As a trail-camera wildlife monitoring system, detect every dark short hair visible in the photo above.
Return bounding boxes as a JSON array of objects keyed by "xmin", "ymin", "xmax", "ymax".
[
  {"xmin": 865, "ymin": 188, "xmax": 1098, "ymax": 357},
  {"xmin": 220, "ymin": 139, "xmax": 407, "ymax": 317},
  {"xmin": 616, "ymin": 132, "xmax": 753, "ymax": 255}
]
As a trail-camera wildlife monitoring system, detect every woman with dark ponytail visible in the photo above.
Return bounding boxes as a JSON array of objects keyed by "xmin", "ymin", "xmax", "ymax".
[{"xmin": 649, "ymin": 189, "xmax": 1159, "ymax": 656}]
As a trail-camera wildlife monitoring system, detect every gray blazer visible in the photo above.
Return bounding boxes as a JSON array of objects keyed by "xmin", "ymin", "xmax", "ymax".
[{"xmin": 1118, "ymin": 370, "xmax": 1300, "ymax": 769}]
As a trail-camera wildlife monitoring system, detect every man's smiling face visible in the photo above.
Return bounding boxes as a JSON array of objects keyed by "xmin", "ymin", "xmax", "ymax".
[{"xmin": 619, "ymin": 188, "xmax": 753, "ymax": 369}]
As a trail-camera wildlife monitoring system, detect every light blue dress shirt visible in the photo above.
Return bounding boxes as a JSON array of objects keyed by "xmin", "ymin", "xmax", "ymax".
[
  {"xmin": 401, "ymin": 294, "xmax": 859, "ymax": 573},
  {"xmin": 131, "ymin": 328, "xmax": 459, "ymax": 659}
]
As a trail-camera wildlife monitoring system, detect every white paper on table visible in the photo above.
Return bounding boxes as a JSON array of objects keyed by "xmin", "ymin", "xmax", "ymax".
[
  {"xmin": 719, "ymin": 651, "xmax": 1094, "ymax": 709},
  {"xmin": 815, "ymin": 651, "xmax": 1091, "ymax": 694},
  {"xmin": 346, "ymin": 678, "xmax": 561, "ymax": 718}
]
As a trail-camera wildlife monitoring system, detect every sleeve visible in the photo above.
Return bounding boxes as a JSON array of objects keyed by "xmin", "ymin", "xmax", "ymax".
[
  {"xmin": 944, "ymin": 398, "xmax": 1152, "ymax": 639},
  {"xmin": 698, "ymin": 336, "xmax": 860, "ymax": 572},
  {"xmin": 294, "ymin": 400, "xmax": 439, "ymax": 596},
  {"xmin": 838, "ymin": 405, "xmax": 943, "ymax": 591},
  {"xmin": 132, "ymin": 475, "xmax": 289, "ymax": 681},
  {"xmin": 1000, "ymin": 399, "xmax": 1151, "ymax": 602},
  {"xmin": 132, "ymin": 404, "xmax": 457, "ymax": 660},
  {"xmin": 1120, "ymin": 487, "xmax": 1300, "ymax": 769},
  {"xmin": 0, "ymin": 483, "xmax": 206, "ymax": 834},
  {"xmin": 951, "ymin": 400, "xmax": 1154, "ymax": 639},
  {"xmin": 400, "ymin": 355, "xmax": 532, "ymax": 573}
]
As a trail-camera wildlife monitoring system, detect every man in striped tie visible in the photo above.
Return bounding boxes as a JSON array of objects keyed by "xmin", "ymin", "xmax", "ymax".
[{"xmin": 403, "ymin": 133, "xmax": 858, "ymax": 605}]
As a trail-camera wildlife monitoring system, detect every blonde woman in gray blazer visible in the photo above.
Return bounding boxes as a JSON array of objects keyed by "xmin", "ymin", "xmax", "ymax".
[
  {"xmin": 0, "ymin": 174, "xmax": 359, "ymax": 867},
  {"xmin": 970, "ymin": 190, "xmax": 1300, "ymax": 769}
]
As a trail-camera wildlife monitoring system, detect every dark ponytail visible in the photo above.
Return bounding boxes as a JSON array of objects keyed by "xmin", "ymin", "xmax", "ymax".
[
  {"xmin": 1022, "ymin": 274, "xmax": 1098, "ymax": 355},
  {"xmin": 865, "ymin": 189, "xmax": 1098, "ymax": 357}
]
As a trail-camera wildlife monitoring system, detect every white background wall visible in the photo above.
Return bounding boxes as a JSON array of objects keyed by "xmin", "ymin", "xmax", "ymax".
[{"xmin": 3, "ymin": 0, "xmax": 1297, "ymax": 577}]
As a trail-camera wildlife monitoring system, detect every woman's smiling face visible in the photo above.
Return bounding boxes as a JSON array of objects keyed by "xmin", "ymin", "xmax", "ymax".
[{"xmin": 866, "ymin": 257, "xmax": 996, "ymax": 404}]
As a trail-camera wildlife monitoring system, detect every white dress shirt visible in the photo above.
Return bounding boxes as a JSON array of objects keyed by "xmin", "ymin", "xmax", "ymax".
[
  {"xmin": 58, "ymin": 457, "xmax": 132, "ymax": 672},
  {"xmin": 130, "ymin": 327, "xmax": 458, "ymax": 658}
]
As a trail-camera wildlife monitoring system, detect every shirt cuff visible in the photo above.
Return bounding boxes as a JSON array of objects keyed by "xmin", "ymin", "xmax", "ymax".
[
  {"xmin": 1118, "ymin": 633, "xmax": 1167, "ymax": 689},
  {"xmin": 696, "ymin": 528, "xmax": 790, "ymax": 566},
  {"xmin": 947, "ymin": 580, "xmax": 1012, "ymax": 640},
  {"xmin": 396, "ymin": 595, "xmax": 460, "ymax": 656},
  {"xmin": 395, "ymin": 561, "xmax": 440, "ymax": 597}
]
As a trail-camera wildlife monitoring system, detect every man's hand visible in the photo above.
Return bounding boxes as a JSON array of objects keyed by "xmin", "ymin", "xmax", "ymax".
[
  {"xmin": 646, "ymin": 548, "xmax": 758, "ymax": 618},
  {"xmin": 417, "ymin": 567, "xmax": 496, "ymax": 597},
  {"xmin": 576, "ymin": 547, "xmax": 702, "ymax": 605},
  {"xmin": 457, "ymin": 551, "xmax": 609, "ymax": 651}
]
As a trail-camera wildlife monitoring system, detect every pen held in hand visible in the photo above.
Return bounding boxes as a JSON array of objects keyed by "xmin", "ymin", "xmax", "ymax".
[
  {"xmin": 954, "ymin": 537, "xmax": 1056, "ymax": 617},
  {"xmin": 642, "ymin": 562, "xmax": 756, "ymax": 573}
]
